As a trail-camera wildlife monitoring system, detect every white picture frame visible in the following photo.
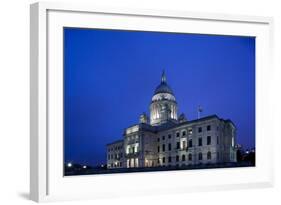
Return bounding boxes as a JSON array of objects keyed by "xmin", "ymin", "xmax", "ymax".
[{"xmin": 30, "ymin": 2, "xmax": 274, "ymax": 202}]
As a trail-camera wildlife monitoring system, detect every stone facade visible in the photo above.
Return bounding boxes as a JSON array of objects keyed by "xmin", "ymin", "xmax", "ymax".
[
  {"xmin": 107, "ymin": 140, "xmax": 124, "ymax": 169},
  {"xmin": 106, "ymin": 71, "xmax": 237, "ymax": 169}
]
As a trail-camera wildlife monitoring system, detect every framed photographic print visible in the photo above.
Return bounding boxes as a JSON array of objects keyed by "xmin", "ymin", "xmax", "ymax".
[{"xmin": 30, "ymin": 2, "xmax": 274, "ymax": 202}]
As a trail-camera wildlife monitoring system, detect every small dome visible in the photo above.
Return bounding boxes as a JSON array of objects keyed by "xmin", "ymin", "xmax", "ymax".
[
  {"xmin": 154, "ymin": 82, "xmax": 174, "ymax": 95},
  {"xmin": 153, "ymin": 70, "xmax": 174, "ymax": 95}
]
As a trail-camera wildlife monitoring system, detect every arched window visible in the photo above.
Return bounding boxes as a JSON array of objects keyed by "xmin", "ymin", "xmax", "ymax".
[
  {"xmin": 198, "ymin": 153, "xmax": 203, "ymax": 160},
  {"xmin": 188, "ymin": 153, "xmax": 192, "ymax": 161},
  {"xmin": 207, "ymin": 151, "xmax": 212, "ymax": 160},
  {"xmin": 182, "ymin": 155, "xmax": 186, "ymax": 161}
]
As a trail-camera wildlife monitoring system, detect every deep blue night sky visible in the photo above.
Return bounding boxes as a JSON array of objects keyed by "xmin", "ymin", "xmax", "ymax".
[{"xmin": 64, "ymin": 28, "xmax": 255, "ymax": 166}]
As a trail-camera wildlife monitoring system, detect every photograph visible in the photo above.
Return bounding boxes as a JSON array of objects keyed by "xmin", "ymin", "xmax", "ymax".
[{"xmin": 63, "ymin": 28, "xmax": 255, "ymax": 176}]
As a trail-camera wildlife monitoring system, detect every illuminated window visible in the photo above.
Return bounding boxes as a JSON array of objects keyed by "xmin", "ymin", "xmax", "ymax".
[
  {"xmin": 130, "ymin": 158, "xmax": 134, "ymax": 167},
  {"xmin": 182, "ymin": 141, "xmax": 186, "ymax": 149},
  {"xmin": 188, "ymin": 128, "xmax": 193, "ymax": 134}
]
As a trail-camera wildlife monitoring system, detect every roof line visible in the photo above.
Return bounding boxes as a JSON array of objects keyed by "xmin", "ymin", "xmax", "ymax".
[{"xmin": 106, "ymin": 139, "xmax": 123, "ymax": 146}]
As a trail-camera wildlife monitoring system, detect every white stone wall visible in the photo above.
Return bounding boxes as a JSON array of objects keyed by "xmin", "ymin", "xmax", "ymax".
[
  {"xmin": 106, "ymin": 141, "xmax": 124, "ymax": 169},
  {"xmin": 107, "ymin": 116, "xmax": 237, "ymax": 169}
]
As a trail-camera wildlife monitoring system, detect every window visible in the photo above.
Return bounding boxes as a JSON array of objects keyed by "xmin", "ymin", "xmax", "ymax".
[
  {"xmin": 207, "ymin": 125, "xmax": 211, "ymax": 131},
  {"xmin": 168, "ymin": 143, "xmax": 171, "ymax": 151},
  {"xmin": 188, "ymin": 128, "xmax": 193, "ymax": 134},
  {"xmin": 188, "ymin": 153, "xmax": 192, "ymax": 161},
  {"xmin": 162, "ymin": 136, "xmax": 165, "ymax": 140},
  {"xmin": 120, "ymin": 153, "xmax": 123, "ymax": 158},
  {"xmin": 198, "ymin": 127, "xmax": 202, "ymax": 133},
  {"xmin": 168, "ymin": 134, "xmax": 172, "ymax": 139},
  {"xmin": 108, "ymin": 154, "xmax": 110, "ymax": 160},
  {"xmin": 158, "ymin": 158, "xmax": 160, "ymax": 164},
  {"xmin": 199, "ymin": 153, "xmax": 203, "ymax": 160},
  {"xmin": 168, "ymin": 156, "xmax": 172, "ymax": 163},
  {"xmin": 207, "ymin": 136, "xmax": 211, "ymax": 145},
  {"xmin": 188, "ymin": 139, "xmax": 192, "ymax": 147},
  {"xmin": 176, "ymin": 142, "xmax": 180, "ymax": 149},
  {"xmin": 182, "ymin": 155, "xmax": 186, "ymax": 161},
  {"xmin": 207, "ymin": 151, "xmax": 212, "ymax": 160},
  {"xmin": 217, "ymin": 136, "xmax": 219, "ymax": 145},
  {"xmin": 157, "ymin": 146, "xmax": 160, "ymax": 153},
  {"xmin": 162, "ymin": 144, "xmax": 165, "ymax": 152},
  {"xmin": 182, "ymin": 131, "xmax": 186, "ymax": 136},
  {"xmin": 176, "ymin": 132, "xmax": 180, "ymax": 137},
  {"xmin": 198, "ymin": 138, "xmax": 202, "ymax": 146},
  {"xmin": 182, "ymin": 141, "xmax": 186, "ymax": 149},
  {"xmin": 162, "ymin": 157, "xmax": 166, "ymax": 163},
  {"xmin": 176, "ymin": 155, "xmax": 179, "ymax": 162},
  {"xmin": 157, "ymin": 138, "xmax": 160, "ymax": 142}
]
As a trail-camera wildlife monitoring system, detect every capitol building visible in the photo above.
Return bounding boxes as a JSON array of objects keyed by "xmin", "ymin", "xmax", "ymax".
[{"xmin": 106, "ymin": 71, "xmax": 237, "ymax": 169}]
